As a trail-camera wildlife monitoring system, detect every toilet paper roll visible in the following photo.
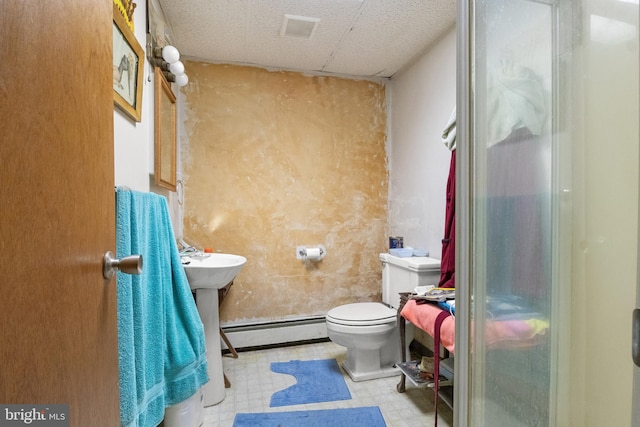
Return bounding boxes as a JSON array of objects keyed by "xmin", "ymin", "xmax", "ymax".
[{"xmin": 305, "ymin": 247, "xmax": 322, "ymax": 260}]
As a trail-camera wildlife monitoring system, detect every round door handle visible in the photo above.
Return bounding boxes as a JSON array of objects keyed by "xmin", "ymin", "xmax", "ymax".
[{"xmin": 102, "ymin": 251, "xmax": 143, "ymax": 280}]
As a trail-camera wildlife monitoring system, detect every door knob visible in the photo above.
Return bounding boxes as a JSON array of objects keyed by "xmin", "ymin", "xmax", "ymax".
[{"xmin": 102, "ymin": 251, "xmax": 143, "ymax": 280}]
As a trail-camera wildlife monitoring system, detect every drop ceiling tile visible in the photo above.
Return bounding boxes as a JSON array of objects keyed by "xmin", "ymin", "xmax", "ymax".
[
  {"xmin": 160, "ymin": 0, "xmax": 251, "ymax": 64},
  {"xmin": 157, "ymin": 0, "xmax": 456, "ymax": 78},
  {"xmin": 244, "ymin": 0, "xmax": 364, "ymax": 72},
  {"xmin": 323, "ymin": 0, "xmax": 457, "ymax": 77}
]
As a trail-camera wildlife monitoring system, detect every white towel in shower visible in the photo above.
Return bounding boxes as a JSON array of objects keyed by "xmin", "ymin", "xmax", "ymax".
[{"xmin": 442, "ymin": 106, "xmax": 456, "ymax": 151}]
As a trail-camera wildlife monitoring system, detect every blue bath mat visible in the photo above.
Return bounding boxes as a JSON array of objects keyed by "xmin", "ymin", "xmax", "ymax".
[
  {"xmin": 269, "ymin": 358, "xmax": 351, "ymax": 407},
  {"xmin": 233, "ymin": 406, "xmax": 386, "ymax": 427}
]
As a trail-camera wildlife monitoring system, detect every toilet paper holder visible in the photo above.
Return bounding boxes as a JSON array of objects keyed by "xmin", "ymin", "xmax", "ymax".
[{"xmin": 296, "ymin": 245, "xmax": 326, "ymax": 261}]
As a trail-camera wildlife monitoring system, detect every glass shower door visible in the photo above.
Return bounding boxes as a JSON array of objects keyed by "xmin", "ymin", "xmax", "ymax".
[
  {"xmin": 457, "ymin": 0, "xmax": 639, "ymax": 425},
  {"xmin": 471, "ymin": 1, "xmax": 554, "ymax": 425}
]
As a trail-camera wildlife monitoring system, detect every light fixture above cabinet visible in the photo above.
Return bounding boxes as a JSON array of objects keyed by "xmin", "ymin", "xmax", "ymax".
[{"xmin": 149, "ymin": 43, "xmax": 189, "ymax": 87}]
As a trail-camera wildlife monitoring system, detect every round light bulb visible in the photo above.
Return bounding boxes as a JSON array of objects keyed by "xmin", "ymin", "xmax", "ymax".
[
  {"xmin": 162, "ymin": 45, "xmax": 180, "ymax": 64},
  {"xmin": 169, "ymin": 61, "xmax": 185, "ymax": 75},
  {"xmin": 175, "ymin": 73, "xmax": 189, "ymax": 87}
]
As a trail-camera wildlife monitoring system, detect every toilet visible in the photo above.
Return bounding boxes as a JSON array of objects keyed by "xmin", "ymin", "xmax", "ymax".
[{"xmin": 326, "ymin": 253, "xmax": 441, "ymax": 381}]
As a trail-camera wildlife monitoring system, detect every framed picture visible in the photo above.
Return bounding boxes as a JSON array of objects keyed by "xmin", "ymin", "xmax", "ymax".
[{"xmin": 113, "ymin": 4, "xmax": 144, "ymax": 122}]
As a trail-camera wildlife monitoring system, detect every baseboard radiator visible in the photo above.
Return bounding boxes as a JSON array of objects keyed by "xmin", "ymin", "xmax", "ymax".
[{"xmin": 220, "ymin": 316, "xmax": 329, "ymax": 351}]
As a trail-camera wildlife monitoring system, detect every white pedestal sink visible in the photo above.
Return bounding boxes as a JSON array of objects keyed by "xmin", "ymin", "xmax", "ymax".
[{"xmin": 182, "ymin": 253, "xmax": 247, "ymax": 407}]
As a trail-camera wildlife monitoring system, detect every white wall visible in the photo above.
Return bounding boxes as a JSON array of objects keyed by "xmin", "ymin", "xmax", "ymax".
[
  {"xmin": 387, "ymin": 26, "xmax": 457, "ymax": 259},
  {"xmin": 113, "ymin": 1, "xmax": 181, "ymax": 235},
  {"xmin": 114, "ymin": 1, "xmax": 152, "ymax": 192}
]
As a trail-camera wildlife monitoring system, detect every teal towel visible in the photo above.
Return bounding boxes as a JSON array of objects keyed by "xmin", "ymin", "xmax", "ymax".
[{"xmin": 116, "ymin": 189, "xmax": 209, "ymax": 427}]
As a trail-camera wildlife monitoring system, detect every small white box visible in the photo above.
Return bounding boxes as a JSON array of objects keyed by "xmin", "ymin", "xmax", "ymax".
[{"xmin": 164, "ymin": 388, "xmax": 204, "ymax": 427}]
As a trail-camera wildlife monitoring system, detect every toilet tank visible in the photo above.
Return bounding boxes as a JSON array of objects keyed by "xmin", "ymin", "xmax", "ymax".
[{"xmin": 380, "ymin": 253, "xmax": 441, "ymax": 308}]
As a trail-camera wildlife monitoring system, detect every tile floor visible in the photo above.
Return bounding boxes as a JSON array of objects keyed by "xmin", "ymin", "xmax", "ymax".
[{"xmin": 203, "ymin": 340, "xmax": 453, "ymax": 427}]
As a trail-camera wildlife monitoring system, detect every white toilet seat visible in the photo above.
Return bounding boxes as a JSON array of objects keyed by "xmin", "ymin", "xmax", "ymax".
[{"xmin": 326, "ymin": 302, "xmax": 396, "ymax": 326}]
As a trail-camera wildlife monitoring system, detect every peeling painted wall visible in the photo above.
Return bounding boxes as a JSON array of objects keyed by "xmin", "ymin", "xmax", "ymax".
[{"xmin": 181, "ymin": 63, "xmax": 388, "ymax": 325}]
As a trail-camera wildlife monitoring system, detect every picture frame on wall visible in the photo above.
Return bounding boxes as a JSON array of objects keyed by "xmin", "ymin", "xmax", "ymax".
[{"xmin": 113, "ymin": 4, "xmax": 144, "ymax": 122}]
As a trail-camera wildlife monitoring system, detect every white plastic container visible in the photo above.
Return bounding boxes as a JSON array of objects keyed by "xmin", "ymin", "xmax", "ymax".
[{"xmin": 164, "ymin": 388, "xmax": 204, "ymax": 427}]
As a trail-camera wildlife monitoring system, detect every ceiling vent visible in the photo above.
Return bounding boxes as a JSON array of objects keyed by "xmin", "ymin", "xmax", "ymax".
[{"xmin": 280, "ymin": 14, "xmax": 320, "ymax": 39}]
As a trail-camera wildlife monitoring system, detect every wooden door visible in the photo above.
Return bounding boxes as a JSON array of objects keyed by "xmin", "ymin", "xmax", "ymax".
[{"xmin": 0, "ymin": 1, "xmax": 120, "ymax": 426}]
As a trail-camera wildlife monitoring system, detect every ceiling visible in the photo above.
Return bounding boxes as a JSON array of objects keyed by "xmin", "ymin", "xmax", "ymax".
[{"xmin": 156, "ymin": 0, "xmax": 456, "ymax": 79}]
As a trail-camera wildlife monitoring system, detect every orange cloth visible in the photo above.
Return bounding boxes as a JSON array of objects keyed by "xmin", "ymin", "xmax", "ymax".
[
  {"xmin": 401, "ymin": 300, "xmax": 456, "ymax": 353},
  {"xmin": 401, "ymin": 299, "xmax": 549, "ymax": 353}
]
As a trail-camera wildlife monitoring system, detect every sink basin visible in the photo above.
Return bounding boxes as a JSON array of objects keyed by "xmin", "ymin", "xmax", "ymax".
[{"xmin": 182, "ymin": 253, "xmax": 247, "ymax": 289}]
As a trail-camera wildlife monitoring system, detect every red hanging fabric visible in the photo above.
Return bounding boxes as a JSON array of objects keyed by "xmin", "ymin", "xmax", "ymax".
[{"xmin": 438, "ymin": 150, "xmax": 456, "ymax": 288}]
